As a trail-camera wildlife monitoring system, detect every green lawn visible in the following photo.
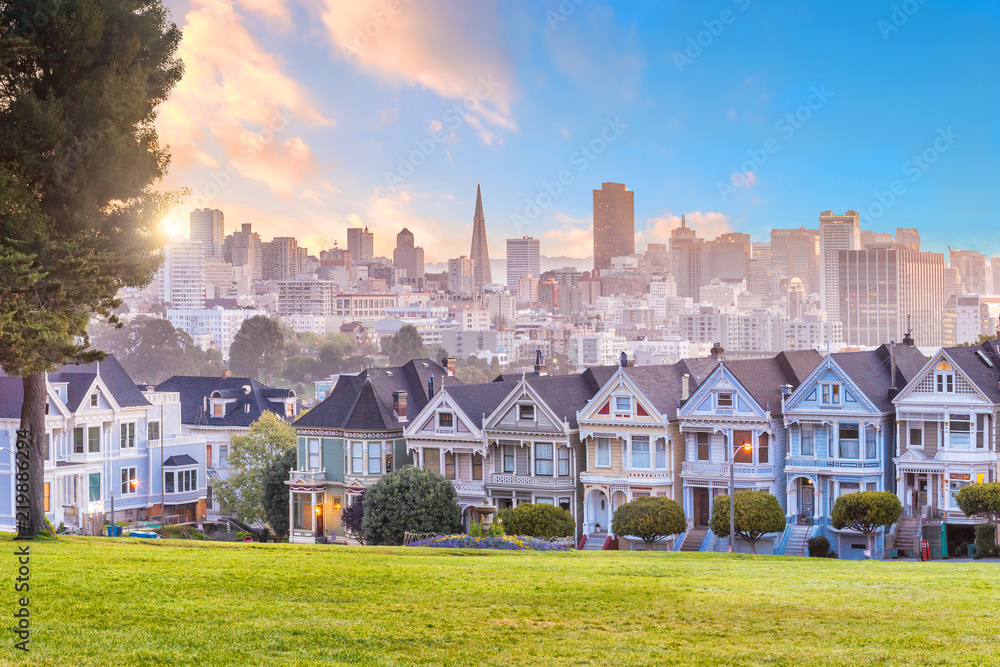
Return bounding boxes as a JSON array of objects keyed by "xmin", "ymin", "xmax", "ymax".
[{"xmin": 2, "ymin": 535, "xmax": 999, "ymax": 666}]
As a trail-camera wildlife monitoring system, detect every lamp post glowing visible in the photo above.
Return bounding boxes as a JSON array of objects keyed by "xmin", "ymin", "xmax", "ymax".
[{"xmin": 729, "ymin": 441, "xmax": 752, "ymax": 553}]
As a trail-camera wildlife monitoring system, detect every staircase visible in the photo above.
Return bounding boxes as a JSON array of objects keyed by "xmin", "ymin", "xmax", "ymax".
[
  {"xmin": 681, "ymin": 527, "xmax": 708, "ymax": 552},
  {"xmin": 785, "ymin": 524, "xmax": 811, "ymax": 557},
  {"xmin": 582, "ymin": 533, "xmax": 608, "ymax": 551},
  {"xmin": 894, "ymin": 517, "xmax": 921, "ymax": 556}
]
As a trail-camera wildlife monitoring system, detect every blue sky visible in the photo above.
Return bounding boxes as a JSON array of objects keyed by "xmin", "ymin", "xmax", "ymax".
[{"xmin": 158, "ymin": 0, "xmax": 1000, "ymax": 264}]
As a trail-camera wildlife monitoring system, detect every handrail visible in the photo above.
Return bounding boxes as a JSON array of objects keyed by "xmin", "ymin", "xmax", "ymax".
[
  {"xmin": 699, "ymin": 529, "xmax": 714, "ymax": 552},
  {"xmin": 672, "ymin": 531, "xmax": 687, "ymax": 551},
  {"xmin": 776, "ymin": 522, "xmax": 793, "ymax": 555},
  {"xmin": 577, "ymin": 533, "xmax": 588, "ymax": 551}
]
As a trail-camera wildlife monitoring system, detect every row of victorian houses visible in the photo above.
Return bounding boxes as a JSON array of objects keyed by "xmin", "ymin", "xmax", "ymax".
[{"xmin": 285, "ymin": 338, "xmax": 1000, "ymax": 558}]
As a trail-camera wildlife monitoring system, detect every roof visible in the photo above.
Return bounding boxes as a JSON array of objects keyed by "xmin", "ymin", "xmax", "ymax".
[
  {"xmin": 153, "ymin": 376, "xmax": 294, "ymax": 428},
  {"xmin": 938, "ymin": 341, "xmax": 1000, "ymax": 403},
  {"xmin": 163, "ymin": 454, "xmax": 199, "ymax": 467},
  {"xmin": 832, "ymin": 343, "xmax": 928, "ymax": 412},
  {"xmin": 294, "ymin": 359, "xmax": 460, "ymax": 432},
  {"xmin": 721, "ymin": 350, "xmax": 822, "ymax": 416},
  {"xmin": 443, "ymin": 381, "xmax": 520, "ymax": 429},
  {"xmin": 524, "ymin": 368, "xmax": 615, "ymax": 428}
]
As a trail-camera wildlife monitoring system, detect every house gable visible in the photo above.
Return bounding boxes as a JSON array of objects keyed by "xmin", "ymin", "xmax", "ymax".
[
  {"xmin": 784, "ymin": 357, "xmax": 879, "ymax": 416},
  {"xmin": 678, "ymin": 364, "xmax": 766, "ymax": 420},
  {"xmin": 893, "ymin": 349, "xmax": 991, "ymax": 406},
  {"xmin": 577, "ymin": 369, "xmax": 663, "ymax": 427},
  {"xmin": 404, "ymin": 389, "xmax": 481, "ymax": 439},
  {"xmin": 485, "ymin": 379, "xmax": 567, "ymax": 435}
]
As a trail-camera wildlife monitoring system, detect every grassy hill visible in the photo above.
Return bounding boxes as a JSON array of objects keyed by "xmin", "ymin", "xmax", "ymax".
[{"xmin": 2, "ymin": 535, "xmax": 998, "ymax": 666}]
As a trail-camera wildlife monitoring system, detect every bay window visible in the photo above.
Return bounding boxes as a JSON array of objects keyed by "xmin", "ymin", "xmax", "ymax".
[
  {"xmin": 697, "ymin": 433, "xmax": 710, "ymax": 461},
  {"xmin": 472, "ymin": 455, "xmax": 483, "ymax": 480},
  {"xmin": 655, "ymin": 439, "xmax": 666, "ymax": 469},
  {"xmin": 424, "ymin": 448, "xmax": 440, "ymax": 474},
  {"xmin": 292, "ymin": 493, "xmax": 312, "ymax": 531},
  {"xmin": 976, "ymin": 415, "xmax": 986, "ymax": 449},
  {"xmin": 950, "ymin": 417, "xmax": 971, "ymax": 449},
  {"xmin": 368, "ymin": 442, "xmax": 381, "ymax": 474},
  {"xmin": 758, "ymin": 432, "xmax": 769, "ymax": 464},
  {"xmin": 351, "ymin": 442, "xmax": 364, "ymax": 473},
  {"xmin": 558, "ymin": 447, "xmax": 570, "ymax": 476},
  {"xmin": 74, "ymin": 427, "xmax": 84, "ymax": 454},
  {"xmin": 630, "ymin": 436, "xmax": 650, "ymax": 469},
  {"xmin": 596, "ymin": 438, "xmax": 610, "ymax": 467},
  {"xmin": 535, "ymin": 443, "xmax": 554, "ymax": 476},
  {"xmin": 503, "ymin": 445, "xmax": 515, "ymax": 473},
  {"xmin": 733, "ymin": 431, "xmax": 753, "ymax": 463},
  {"xmin": 865, "ymin": 425, "xmax": 877, "ymax": 459},
  {"xmin": 839, "ymin": 423, "xmax": 860, "ymax": 459},
  {"xmin": 801, "ymin": 424, "xmax": 815, "ymax": 456},
  {"xmin": 308, "ymin": 439, "xmax": 320, "ymax": 470},
  {"xmin": 444, "ymin": 452, "xmax": 456, "ymax": 479}
]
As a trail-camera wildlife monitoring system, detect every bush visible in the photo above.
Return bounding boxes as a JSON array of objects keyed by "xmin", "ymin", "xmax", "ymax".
[
  {"xmin": 611, "ymin": 497, "xmax": 686, "ymax": 549},
  {"xmin": 807, "ymin": 536, "xmax": 831, "ymax": 558},
  {"xmin": 488, "ymin": 522, "xmax": 504, "ymax": 537},
  {"xmin": 710, "ymin": 490, "xmax": 786, "ymax": 554},
  {"xmin": 406, "ymin": 534, "xmax": 568, "ymax": 551},
  {"xmin": 157, "ymin": 525, "xmax": 206, "ymax": 540},
  {"xmin": 975, "ymin": 524, "xmax": 1000, "ymax": 558},
  {"xmin": 362, "ymin": 466, "xmax": 463, "ymax": 545},
  {"xmin": 342, "ymin": 490, "xmax": 366, "ymax": 544},
  {"xmin": 469, "ymin": 521, "xmax": 483, "ymax": 537},
  {"xmin": 497, "ymin": 503, "xmax": 574, "ymax": 538},
  {"xmin": 831, "ymin": 491, "xmax": 901, "ymax": 557}
]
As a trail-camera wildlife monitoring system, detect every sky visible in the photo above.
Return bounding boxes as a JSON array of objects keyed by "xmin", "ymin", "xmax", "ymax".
[{"xmin": 156, "ymin": 0, "xmax": 1000, "ymax": 266}]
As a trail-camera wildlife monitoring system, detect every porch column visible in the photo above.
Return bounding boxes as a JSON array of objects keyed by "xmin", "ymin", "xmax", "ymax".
[
  {"xmin": 527, "ymin": 442, "xmax": 533, "ymax": 477},
  {"xmin": 287, "ymin": 487, "xmax": 294, "ymax": 537}
]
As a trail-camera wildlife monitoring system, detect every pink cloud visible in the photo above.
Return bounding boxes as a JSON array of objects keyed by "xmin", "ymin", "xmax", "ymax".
[{"xmin": 637, "ymin": 211, "xmax": 733, "ymax": 249}]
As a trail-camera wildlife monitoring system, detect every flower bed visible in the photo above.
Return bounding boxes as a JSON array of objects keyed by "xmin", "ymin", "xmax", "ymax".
[{"xmin": 405, "ymin": 534, "xmax": 569, "ymax": 551}]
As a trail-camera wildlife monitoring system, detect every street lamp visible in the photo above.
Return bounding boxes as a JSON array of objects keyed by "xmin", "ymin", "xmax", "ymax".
[{"xmin": 729, "ymin": 440, "xmax": 752, "ymax": 553}]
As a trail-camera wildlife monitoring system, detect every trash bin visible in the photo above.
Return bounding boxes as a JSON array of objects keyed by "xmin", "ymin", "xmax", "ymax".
[
  {"xmin": 107, "ymin": 525, "xmax": 122, "ymax": 537},
  {"xmin": 968, "ymin": 543, "xmax": 978, "ymax": 559}
]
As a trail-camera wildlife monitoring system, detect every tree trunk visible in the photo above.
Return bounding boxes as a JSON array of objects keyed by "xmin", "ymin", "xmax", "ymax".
[{"xmin": 17, "ymin": 372, "xmax": 47, "ymax": 538}]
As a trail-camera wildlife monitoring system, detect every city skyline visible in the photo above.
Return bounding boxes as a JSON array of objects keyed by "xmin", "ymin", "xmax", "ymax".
[{"xmin": 155, "ymin": 1, "xmax": 999, "ymax": 263}]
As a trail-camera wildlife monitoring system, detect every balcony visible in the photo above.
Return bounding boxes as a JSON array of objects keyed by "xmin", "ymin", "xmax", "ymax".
[
  {"xmin": 145, "ymin": 391, "xmax": 181, "ymax": 405},
  {"xmin": 451, "ymin": 481, "xmax": 486, "ymax": 495},
  {"xmin": 287, "ymin": 469, "xmax": 327, "ymax": 490},
  {"xmin": 785, "ymin": 458, "xmax": 881, "ymax": 470},
  {"xmin": 150, "ymin": 434, "xmax": 207, "ymax": 448},
  {"xmin": 488, "ymin": 473, "xmax": 575, "ymax": 489},
  {"xmin": 681, "ymin": 462, "xmax": 775, "ymax": 479}
]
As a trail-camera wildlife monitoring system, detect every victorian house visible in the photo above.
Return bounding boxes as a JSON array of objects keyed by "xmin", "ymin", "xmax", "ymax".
[
  {"xmin": 893, "ymin": 342, "xmax": 1000, "ymax": 539},
  {"xmin": 288, "ymin": 359, "xmax": 457, "ymax": 543},
  {"xmin": 782, "ymin": 342, "xmax": 926, "ymax": 558},
  {"xmin": 677, "ymin": 350, "xmax": 821, "ymax": 553}
]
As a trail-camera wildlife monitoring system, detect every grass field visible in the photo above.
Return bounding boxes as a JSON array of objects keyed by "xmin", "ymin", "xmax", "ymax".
[{"xmin": 2, "ymin": 535, "xmax": 999, "ymax": 666}]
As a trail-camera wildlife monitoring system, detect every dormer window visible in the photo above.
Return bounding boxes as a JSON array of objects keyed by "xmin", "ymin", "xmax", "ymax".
[
  {"xmin": 438, "ymin": 412, "xmax": 454, "ymax": 429},
  {"xmin": 614, "ymin": 396, "xmax": 631, "ymax": 413},
  {"xmin": 821, "ymin": 384, "xmax": 841, "ymax": 405},
  {"xmin": 717, "ymin": 392, "xmax": 733, "ymax": 408},
  {"xmin": 936, "ymin": 362, "xmax": 954, "ymax": 393},
  {"xmin": 519, "ymin": 404, "xmax": 535, "ymax": 421},
  {"xmin": 90, "ymin": 393, "xmax": 98, "ymax": 408}
]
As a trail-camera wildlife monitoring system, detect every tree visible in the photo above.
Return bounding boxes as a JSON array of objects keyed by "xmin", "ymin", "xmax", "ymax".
[
  {"xmin": 229, "ymin": 316, "xmax": 284, "ymax": 382},
  {"xmin": 380, "ymin": 325, "xmax": 428, "ymax": 366},
  {"xmin": 282, "ymin": 355, "xmax": 319, "ymax": 383},
  {"xmin": 497, "ymin": 503, "xmax": 575, "ymax": 538},
  {"xmin": 548, "ymin": 353, "xmax": 576, "ymax": 376},
  {"xmin": 455, "ymin": 366, "xmax": 489, "ymax": 385},
  {"xmin": 710, "ymin": 490, "xmax": 786, "ymax": 554},
  {"xmin": 831, "ymin": 491, "xmax": 902, "ymax": 558},
  {"xmin": 92, "ymin": 316, "xmax": 204, "ymax": 384},
  {"xmin": 262, "ymin": 446, "xmax": 296, "ymax": 541},
  {"xmin": 611, "ymin": 496, "xmax": 686, "ymax": 550},
  {"xmin": 342, "ymin": 489, "xmax": 366, "ymax": 545},
  {"xmin": 956, "ymin": 482, "xmax": 1000, "ymax": 547},
  {"xmin": 317, "ymin": 336, "xmax": 354, "ymax": 376},
  {"xmin": 0, "ymin": 0, "xmax": 182, "ymax": 536},
  {"xmin": 214, "ymin": 412, "xmax": 296, "ymax": 525},
  {"xmin": 361, "ymin": 465, "xmax": 462, "ymax": 545}
]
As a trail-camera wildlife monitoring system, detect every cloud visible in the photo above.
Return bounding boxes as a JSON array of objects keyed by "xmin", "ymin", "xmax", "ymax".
[
  {"xmin": 731, "ymin": 171, "xmax": 757, "ymax": 188},
  {"xmin": 636, "ymin": 211, "xmax": 733, "ymax": 249},
  {"xmin": 541, "ymin": 214, "xmax": 592, "ymax": 259},
  {"xmin": 238, "ymin": 0, "xmax": 293, "ymax": 28},
  {"xmin": 317, "ymin": 0, "xmax": 516, "ymax": 138}
]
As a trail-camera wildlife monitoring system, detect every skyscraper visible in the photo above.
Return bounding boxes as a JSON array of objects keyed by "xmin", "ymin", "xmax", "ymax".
[
  {"xmin": 470, "ymin": 185, "xmax": 492, "ymax": 290},
  {"xmin": 506, "ymin": 236, "xmax": 540, "ymax": 286},
  {"xmin": 227, "ymin": 223, "xmax": 262, "ymax": 281},
  {"xmin": 347, "ymin": 226, "xmax": 374, "ymax": 265},
  {"xmin": 262, "ymin": 237, "xmax": 301, "ymax": 281},
  {"xmin": 669, "ymin": 215, "xmax": 703, "ymax": 300},
  {"xmin": 160, "ymin": 240, "xmax": 206, "ymax": 310},
  {"xmin": 819, "ymin": 210, "xmax": 861, "ymax": 321},
  {"xmin": 393, "ymin": 228, "xmax": 425, "ymax": 287},
  {"xmin": 593, "ymin": 182, "xmax": 634, "ymax": 271},
  {"xmin": 190, "ymin": 208, "xmax": 225, "ymax": 259},
  {"xmin": 949, "ymin": 248, "xmax": 987, "ymax": 295},
  {"xmin": 448, "ymin": 256, "xmax": 474, "ymax": 297}
]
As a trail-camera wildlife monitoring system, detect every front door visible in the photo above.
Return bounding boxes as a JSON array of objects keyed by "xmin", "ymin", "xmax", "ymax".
[
  {"xmin": 918, "ymin": 478, "xmax": 928, "ymax": 508},
  {"xmin": 695, "ymin": 488, "xmax": 710, "ymax": 527},
  {"xmin": 800, "ymin": 482, "xmax": 814, "ymax": 518}
]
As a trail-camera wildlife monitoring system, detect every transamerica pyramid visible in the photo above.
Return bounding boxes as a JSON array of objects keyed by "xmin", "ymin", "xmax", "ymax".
[{"xmin": 470, "ymin": 184, "xmax": 492, "ymax": 290}]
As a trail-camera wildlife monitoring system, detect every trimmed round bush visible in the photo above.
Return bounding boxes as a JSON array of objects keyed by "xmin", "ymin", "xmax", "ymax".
[
  {"xmin": 807, "ymin": 535, "xmax": 831, "ymax": 558},
  {"xmin": 611, "ymin": 496, "xmax": 686, "ymax": 549},
  {"xmin": 362, "ymin": 465, "xmax": 462, "ymax": 545},
  {"xmin": 497, "ymin": 503, "xmax": 574, "ymax": 538}
]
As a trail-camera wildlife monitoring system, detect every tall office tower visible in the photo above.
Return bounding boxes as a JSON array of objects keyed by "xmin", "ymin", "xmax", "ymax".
[
  {"xmin": 819, "ymin": 210, "xmax": 861, "ymax": 321},
  {"xmin": 448, "ymin": 256, "xmax": 475, "ymax": 297},
  {"xmin": 228, "ymin": 223, "xmax": 262, "ymax": 281},
  {"xmin": 942, "ymin": 295, "xmax": 993, "ymax": 346},
  {"xmin": 190, "ymin": 208, "xmax": 225, "ymax": 259},
  {"xmin": 769, "ymin": 229, "xmax": 792, "ymax": 279},
  {"xmin": 392, "ymin": 227, "xmax": 425, "ymax": 287},
  {"xmin": 752, "ymin": 242, "xmax": 771, "ymax": 261},
  {"xmin": 838, "ymin": 247, "xmax": 945, "ymax": 347},
  {"xmin": 949, "ymin": 248, "xmax": 987, "ymax": 295},
  {"xmin": 991, "ymin": 258, "xmax": 1000, "ymax": 295},
  {"xmin": 787, "ymin": 228, "xmax": 820, "ymax": 294},
  {"xmin": 470, "ymin": 185, "xmax": 492, "ymax": 290},
  {"xmin": 203, "ymin": 257, "xmax": 235, "ymax": 300},
  {"xmin": 592, "ymin": 182, "xmax": 634, "ymax": 271},
  {"xmin": 261, "ymin": 237, "xmax": 301, "ymax": 281},
  {"xmin": 861, "ymin": 230, "xmax": 893, "ymax": 247},
  {"xmin": 747, "ymin": 256, "xmax": 771, "ymax": 299},
  {"xmin": 944, "ymin": 266, "xmax": 966, "ymax": 300},
  {"xmin": 895, "ymin": 228, "xmax": 920, "ymax": 251},
  {"xmin": 787, "ymin": 278, "xmax": 805, "ymax": 320},
  {"xmin": 506, "ymin": 236, "xmax": 541, "ymax": 286},
  {"xmin": 702, "ymin": 232, "xmax": 750, "ymax": 283},
  {"xmin": 669, "ymin": 215, "xmax": 703, "ymax": 300},
  {"xmin": 347, "ymin": 227, "xmax": 375, "ymax": 265},
  {"xmin": 160, "ymin": 240, "xmax": 206, "ymax": 310},
  {"xmin": 516, "ymin": 274, "xmax": 539, "ymax": 304}
]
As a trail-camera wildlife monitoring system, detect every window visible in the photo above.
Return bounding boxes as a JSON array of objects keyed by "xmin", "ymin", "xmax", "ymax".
[
  {"xmin": 632, "ymin": 492, "xmax": 650, "ymax": 499},
  {"xmin": 949, "ymin": 479, "xmax": 970, "ymax": 507},
  {"xmin": 166, "ymin": 469, "xmax": 197, "ymax": 493},
  {"xmin": 438, "ymin": 412, "xmax": 454, "ymax": 428},
  {"xmin": 213, "ymin": 402, "xmax": 224, "ymax": 417},
  {"xmin": 89, "ymin": 473, "xmax": 101, "ymax": 502},
  {"xmin": 472, "ymin": 455, "xmax": 483, "ymax": 480},
  {"xmin": 44, "ymin": 433, "xmax": 50, "ymax": 461},
  {"xmin": 976, "ymin": 414, "xmax": 986, "ymax": 449},
  {"xmin": 308, "ymin": 439, "xmax": 320, "ymax": 470},
  {"xmin": 165, "ymin": 471, "xmax": 174, "ymax": 493},
  {"xmin": 655, "ymin": 439, "xmax": 667, "ymax": 469},
  {"xmin": 148, "ymin": 421, "xmax": 159, "ymax": 442},
  {"xmin": 368, "ymin": 442, "xmax": 381, "ymax": 474},
  {"xmin": 219, "ymin": 445, "xmax": 229, "ymax": 468},
  {"xmin": 536, "ymin": 497, "xmax": 554, "ymax": 505},
  {"xmin": 596, "ymin": 438, "xmax": 610, "ymax": 467},
  {"xmin": 386, "ymin": 451, "xmax": 393, "ymax": 473},
  {"xmin": 559, "ymin": 498, "xmax": 571, "ymax": 512},
  {"xmin": 615, "ymin": 396, "xmax": 631, "ymax": 413},
  {"xmin": 121, "ymin": 467, "xmax": 137, "ymax": 495},
  {"xmin": 717, "ymin": 392, "xmax": 733, "ymax": 408},
  {"xmin": 801, "ymin": 424, "xmax": 815, "ymax": 456},
  {"xmin": 90, "ymin": 393, "xmax": 98, "ymax": 408},
  {"xmin": 865, "ymin": 425, "xmax": 877, "ymax": 459},
  {"xmin": 519, "ymin": 404, "xmax": 535, "ymax": 420},
  {"xmin": 120, "ymin": 422, "xmax": 135, "ymax": 449},
  {"xmin": 351, "ymin": 442, "xmax": 364, "ymax": 473},
  {"xmin": 292, "ymin": 493, "xmax": 312, "ymax": 531},
  {"xmin": 631, "ymin": 436, "xmax": 650, "ymax": 468},
  {"xmin": 503, "ymin": 445, "xmax": 515, "ymax": 473},
  {"xmin": 839, "ymin": 423, "xmax": 860, "ymax": 459},
  {"xmin": 697, "ymin": 433, "xmax": 710, "ymax": 461},
  {"xmin": 733, "ymin": 432, "xmax": 753, "ymax": 463},
  {"xmin": 535, "ymin": 443, "xmax": 554, "ymax": 476},
  {"xmin": 909, "ymin": 427, "xmax": 922, "ymax": 449},
  {"xmin": 444, "ymin": 452, "xmax": 456, "ymax": 479},
  {"xmin": 821, "ymin": 384, "xmax": 841, "ymax": 405},
  {"xmin": 74, "ymin": 427, "xmax": 84, "ymax": 454},
  {"xmin": 424, "ymin": 448, "xmax": 440, "ymax": 473},
  {"xmin": 88, "ymin": 426, "xmax": 101, "ymax": 453},
  {"xmin": 950, "ymin": 418, "xmax": 971, "ymax": 449},
  {"xmin": 936, "ymin": 363, "xmax": 954, "ymax": 393},
  {"xmin": 558, "ymin": 447, "xmax": 570, "ymax": 476},
  {"xmin": 758, "ymin": 432, "xmax": 769, "ymax": 464}
]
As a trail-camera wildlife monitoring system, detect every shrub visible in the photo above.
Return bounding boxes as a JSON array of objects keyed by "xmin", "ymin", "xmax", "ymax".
[
  {"xmin": 831, "ymin": 491, "xmax": 901, "ymax": 558},
  {"xmin": 807, "ymin": 536, "xmax": 831, "ymax": 558},
  {"xmin": 469, "ymin": 521, "xmax": 483, "ymax": 537},
  {"xmin": 611, "ymin": 497, "xmax": 686, "ymax": 549},
  {"xmin": 974, "ymin": 524, "xmax": 1000, "ymax": 558},
  {"xmin": 957, "ymin": 484, "xmax": 1000, "ymax": 548},
  {"xmin": 342, "ymin": 490, "xmax": 366, "ymax": 544},
  {"xmin": 157, "ymin": 525, "xmax": 206, "ymax": 540},
  {"xmin": 406, "ymin": 534, "xmax": 568, "ymax": 551},
  {"xmin": 362, "ymin": 465, "xmax": 463, "ymax": 545},
  {"xmin": 497, "ymin": 503, "xmax": 574, "ymax": 538},
  {"xmin": 710, "ymin": 490, "xmax": 786, "ymax": 554},
  {"xmin": 488, "ymin": 521, "xmax": 504, "ymax": 537}
]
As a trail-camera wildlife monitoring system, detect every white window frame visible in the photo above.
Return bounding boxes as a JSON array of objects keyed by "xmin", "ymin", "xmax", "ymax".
[
  {"xmin": 614, "ymin": 396, "xmax": 632, "ymax": 414},
  {"xmin": 558, "ymin": 447, "xmax": 570, "ymax": 477},
  {"xmin": 308, "ymin": 438, "xmax": 321, "ymax": 470},
  {"xmin": 518, "ymin": 404, "xmax": 535, "ymax": 421},
  {"xmin": 503, "ymin": 445, "xmax": 515, "ymax": 473},
  {"xmin": 596, "ymin": 438, "xmax": 611, "ymax": 467},
  {"xmin": 120, "ymin": 422, "xmax": 136, "ymax": 449},
  {"xmin": 368, "ymin": 442, "xmax": 382, "ymax": 474},
  {"xmin": 438, "ymin": 412, "xmax": 454, "ymax": 429},
  {"xmin": 716, "ymin": 392, "xmax": 733, "ymax": 409},
  {"xmin": 351, "ymin": 441, "xmax": 364, "ymax": 474},
  {"xmin": 630, "ymin": 436, "xmax": 650, "ymax": 469},
  {"xmin": 121, "ymin": 466, "xmax": 138, "ymax": 495}
]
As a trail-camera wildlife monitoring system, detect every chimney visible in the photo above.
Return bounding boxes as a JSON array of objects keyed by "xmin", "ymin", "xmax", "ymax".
[
  {"xmin": 780, "ymin": 384, "xmax": 792, "ymax": 397},
  {"xmin": 902, "ymin": 314, "xmax": 915, "ymax": 347},
  {"xmin": 534, "ymin": 349, "xmax": 547, "ymax": 376},
  {"xmin": 223, "ymin": 370, "xmax": 230, "ymax": 379},
  {"xmin": 427, "ymin": 375, "xmax": 434, "ymax": 398},
  {"xmin": 441, "ymin": 357, "xmax": 456, "ymax": 377},
  {"xmin": 681, "ymin": 374, "xmax": 690, "ymax": 401},
  {"xmin": 393, "ymin": 390, "xmax": 408, "ymax": 422},
  {"xmin": 620, "ymin": 351, "xmax": 628, "ymax": 368},
  {"xmin": 711, "ymin": 342, "xmax": 725, "ymax": 362}
]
